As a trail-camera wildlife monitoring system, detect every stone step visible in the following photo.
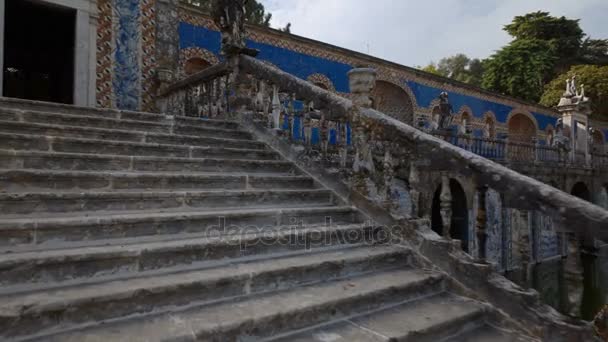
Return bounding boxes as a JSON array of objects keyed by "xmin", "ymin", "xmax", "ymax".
[
  {"xmin": 0, "ymin": 97, "xmax": 239, "ymax": 127},
  {"xmin": 0, "ymin": 150, "xmax": 299, "ymax": 174},
  {"xmin": 0, "ymin": 189, "xmax": 335, "ymax": 217},
  {"xmin": 0, "ymin": 120, "xmax": 268, "ymax": 150},
  {"xmin": 270, "ymin": 293, "xmax": 488, "ymax": 342},
  {"xmin": 0, "ymin": 206, "xmax": 362, "ymax": 248},
  {"xmin": 0, "ymin": 133, "xmax": 279, "ymax": 160},
  {"xmin": 0, "ymin": 170, "xmax": 316, "ymax": 192},
  {"xmin": 0, "ymin": 223, "xmax": 378, "ymax": 287},
  {"xmin": 0, "ymin": 109, "xmax": 252, "ymax": 139},
  {"xmin": 444, "ymin": 324, "xmax": 529, "ymax": 342},
  {"xmin": 0, "ymin": 245, "xmax": 412, "ymax": 339},
  {"xmin": 34, "ymin": 269, "xmax": 446, "ymax": 342}
]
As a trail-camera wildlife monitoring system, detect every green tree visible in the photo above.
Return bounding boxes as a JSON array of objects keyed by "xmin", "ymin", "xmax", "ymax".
[
  {"xmin": 421, "ymin": 54, "xmax": 484, "ymax": 86},
  {"xmin": 482, "ymin": 39, "xmax": 557, "ymax": 101},
  {"xmin": 184, "ymin": 0, "xmax": 272, "ymax": 26},
  {"xmin": 504, "ymin": 11, "xmax": 583, "ymax": 72},
  {"xmin": 419, "ymin": 63, "xmax": 441, "ymax": 75},
  {"xmin": 540, "ymin": 65, "xmax": 608, "ymax": 120},
  {"xmin": 482, "ymin": 11, "xmax": 608, "ymax": 102}
]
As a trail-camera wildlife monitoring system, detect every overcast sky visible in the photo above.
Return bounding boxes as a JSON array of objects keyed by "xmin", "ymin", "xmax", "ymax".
[{"xmin": 260, "ymin": 0, "xmax": 608, "ymax": 68}]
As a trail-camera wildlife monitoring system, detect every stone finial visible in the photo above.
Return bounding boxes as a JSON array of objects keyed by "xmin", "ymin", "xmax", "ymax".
[{"xmin": 347, "ymin": 68, "xmax": 376, "ymax": 108}]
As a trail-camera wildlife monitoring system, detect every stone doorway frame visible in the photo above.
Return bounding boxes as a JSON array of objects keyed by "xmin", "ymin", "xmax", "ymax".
[{"xmin": 0, "ymin": 0, "xmax": 97, "ymax": 106}]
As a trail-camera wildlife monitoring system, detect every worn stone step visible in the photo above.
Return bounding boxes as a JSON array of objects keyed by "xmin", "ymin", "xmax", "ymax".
[
  {"xmin": 0, "ymin": 120, "xmax": 268, "ymax": 150},
  {"xmin": 0, "ymin": 170, "xmax": 316, "ymax": 192},
  {"xmin": 0, "ymin": 97, "xmax": 240, "ymax": 128},
  {"xmin": 270, "ymin": 293, "xmax": 488, "ymax": 342},
  {"xmin": 444, "ymin": 324, "xmax": 529, "ymax": 342},
  {"xmin": 0, "ymin": 205, "xmax": 362, "ymax": 247},
  {"xmin": 0, "ymin": 133, "xmax": 279, "ymax": 160},
  {"xmin": 0, "ymin": 189, "xmax": 335, "ymax": 217},
  {"xmin": 0, "ymin": 245, "xmax": 412, "ymax": 339},
  {"xmin": 0, "ymin": 108, "xmax": 252, "ymax": 139},
  {"xmin": 33, "ymin": 268, "xmax": 445, "ymax": 342},
  {"xmin": 0, "ymin": 223, "xmax": 378, "ymax": 287},
  {"xmin": 0, "ymin": 150, "xmax": 299, "ymax": 174}
]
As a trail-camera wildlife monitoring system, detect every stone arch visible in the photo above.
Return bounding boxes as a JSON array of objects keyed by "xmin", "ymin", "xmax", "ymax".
[
  {"xmin": 456, "ymin": 106, "xmax": 473, "ymax": 120},
  {"xmin": 371, "ymin": 80, "xmax": 415, "ymax": 125},
  {"xmin": 571, "ymin": 182, "xmax": 591, "ymax": 202},
  {"xmin": 184, "ymin": 58, "xmax": 211, "ymax": 75},
  {"xmin": 306, "ymin": 73, "xmax": 335, "ymax": 92},
  {"xmin": 507, "ymin": 110, "xmax": 538, "ymax": 144},
  {"xmin": 482, "ymin": 111, "xmax": 497, "ymax": 139},
  {"xmin": 431, "ymin": 178, "xmax": 470, "ymax": 252},
  {"xmin": 179, "ymin": 47, "xmax": 219, "ymax": 77}
]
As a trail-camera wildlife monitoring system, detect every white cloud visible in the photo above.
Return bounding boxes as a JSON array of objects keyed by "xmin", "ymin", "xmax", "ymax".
[{"xmin": 260, "ymin": 0, "xmax": 608, "ymax": 67}]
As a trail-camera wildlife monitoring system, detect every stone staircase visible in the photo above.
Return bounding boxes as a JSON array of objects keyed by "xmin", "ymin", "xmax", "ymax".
[{"xmin": 0, "ymin": 99, "xmax": 530, "ymax": 341}]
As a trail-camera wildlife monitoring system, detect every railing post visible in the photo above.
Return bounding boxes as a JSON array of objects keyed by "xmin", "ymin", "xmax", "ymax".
[
  {"xmin": 439, "ymin": 173, "xmax": 452, "ymax": 239},
  {"xmin": 476, "ymin": 186, "xmax": 488, "ymax": 262}
]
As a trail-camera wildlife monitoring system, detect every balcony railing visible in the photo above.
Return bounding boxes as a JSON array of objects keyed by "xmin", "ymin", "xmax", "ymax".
[{"xmin": 432, "ymin": 131, "xmax": 608, "ymax": 170}]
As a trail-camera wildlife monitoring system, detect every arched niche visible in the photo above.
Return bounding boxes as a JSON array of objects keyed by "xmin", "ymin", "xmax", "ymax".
[
  {"xmin": 371, "ymin": 80, "xmax": 415, "ymax": 125},
  {"xmin": 508, "ymin": 113, "xmax": 538, "ymax": 144},
  {"xmin": 431, "ymin": 179, "xmax": 470, "ymax": 252},
  {"xmin": 184, "ymin": 57, "xmax": 211, "ymax": 75}
]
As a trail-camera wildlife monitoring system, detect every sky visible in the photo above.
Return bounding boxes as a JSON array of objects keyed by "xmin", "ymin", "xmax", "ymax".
[{"xmin": 260, "ymin": 0, "xmax": 608, "ymax": 68}]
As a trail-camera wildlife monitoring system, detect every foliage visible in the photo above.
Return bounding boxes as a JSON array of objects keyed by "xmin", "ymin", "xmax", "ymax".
[
  {"xmin": 482, "ymin": 39, "xmax": 557, "ymax": 102},
  {"xmin": 540, "ymin": 65, "xmax": 608, "ymax": 120},
  {"xmin": 420, "ymin": 54, "xmax": 484, "ymax": 86},
  {"xmin": 419, "ymin": 63, "xmax": 441, "ymax": 76},
  {"xmin": 482, "ymin": 11, "xmax": 607, "ymax": 102},
  {"xmin": 183, "ymin": 0, "xmax": 272, "ymax": 26}
]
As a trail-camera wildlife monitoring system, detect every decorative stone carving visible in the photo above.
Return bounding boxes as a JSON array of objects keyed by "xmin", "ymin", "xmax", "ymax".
[
  {"xmin": 212, "ymin": 0, "xmax": 247, "ymax": 56},
  {"xmin": 271, "ymin": 85, "xmax": 281, "ymax": 129},
  {"xmin": 437, "ymin": 92, "xmax": 454, "ymax": 130},
  {"xmin": 347, "ymin": 68, "xmax": 376, "ymax": 108},
  {"xmin": 439, "ymin": 174, "xmax": 452, "ymax": 239}
]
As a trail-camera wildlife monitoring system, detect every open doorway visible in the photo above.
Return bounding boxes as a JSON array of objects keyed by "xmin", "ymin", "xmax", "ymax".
[{"xmin": 3, "ymin": 0, "xmax": 76, "ymax": 104}]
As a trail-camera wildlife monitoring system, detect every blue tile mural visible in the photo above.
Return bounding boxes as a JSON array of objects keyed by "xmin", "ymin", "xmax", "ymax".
[
  {"xmin": 179, "ymin": 22, "xmax": 562, "ymax": 129},
  {"xmin": 406, "ymin": 81, "xmax": 557, "ymax": 129},
  {"xmin": 179, "ymin": 23, "xmax": 353, "ymax": 92},
  {"xmin": 538, "ymin": 213, "xmax": 560, "ymax": 260},
  {"xmin": 113, "ymin": 0, "xmax": 141, "ymax": 110},
  {"xmin": 485, "ymin": 189, "xmax": 503, "ymax": 269}
]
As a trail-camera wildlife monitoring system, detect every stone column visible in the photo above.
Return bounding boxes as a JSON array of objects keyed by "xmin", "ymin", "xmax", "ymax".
[
  {"xmin": 74, "ymin": 9, "xmax": 91, "ymax": 106},
  {"xmin": 155, "ymin": 0, "xmax": 180, "ymax": 76},
  {"xmin": 347, "ymin": 67, "xmax": 376, "ymax": 197},
  {"xmin": 476, "ymin": 186, "xmax": 488, "ymax": 262},
  {"xmin": 564, "ymin": 234, "xmax": 584, "ymax": 317},
  {"xmin": 439, "ymin": 173, "xmax": 452, "ymax": 239},
  {"xmin": 0, "ymin": 0, "xmax": 5, "ymax": 97}
]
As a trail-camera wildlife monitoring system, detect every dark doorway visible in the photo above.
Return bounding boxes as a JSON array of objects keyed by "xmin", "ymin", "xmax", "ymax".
[
  {"xmin": 3, "ymin": 0, "xmax": 75, "ymax": 103},
  {"xmin": 431, "ymin": 179, "xmax": 469, "ymax": 252},
  {"xmin": 571, "ymin": 182, "xmax": 591, "ymax": 202}
]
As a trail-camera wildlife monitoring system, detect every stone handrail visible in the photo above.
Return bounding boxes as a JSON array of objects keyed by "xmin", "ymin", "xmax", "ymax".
[
  {"xmin": 237, "ymin": 54, "xmax": 608, "ymax": 241},
  {"xmin": 157, "ymin": 62, "xmax": 231, "ymax": 118}
]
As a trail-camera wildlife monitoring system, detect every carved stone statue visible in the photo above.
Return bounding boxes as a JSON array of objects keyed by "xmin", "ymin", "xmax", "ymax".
[
  {"xmin": 212, "ymin": 0, "xmax": 257, "ymax": 56},
  {"xmin": 552, "ymin": 118, "xmax": 571, "ymax": 152},
  {"xmin": 437, "ymin": 92, "xmax": 454, "ymax": 130}
]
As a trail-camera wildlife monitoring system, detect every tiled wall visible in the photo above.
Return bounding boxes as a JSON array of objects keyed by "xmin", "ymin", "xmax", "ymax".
[
  {"xmin": 176, "ymin": 8, "xmax": 605, "ymax": 141},
  {"xmin": 96, "ymin": 0, "xmax": 156, "ymax": 111}
]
